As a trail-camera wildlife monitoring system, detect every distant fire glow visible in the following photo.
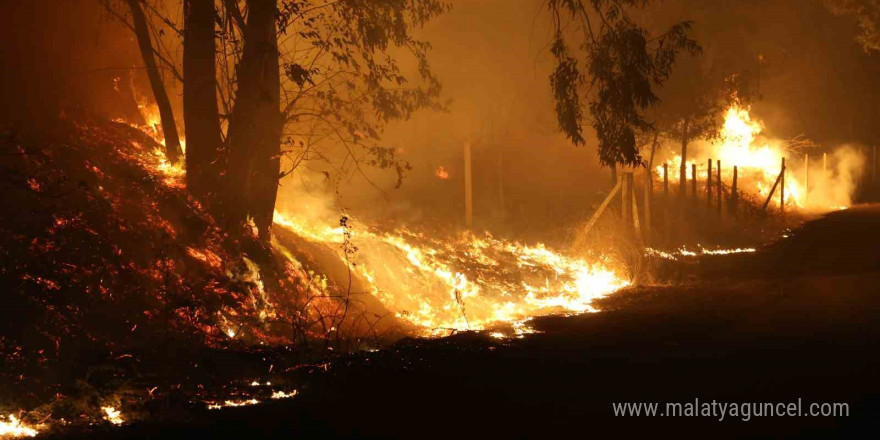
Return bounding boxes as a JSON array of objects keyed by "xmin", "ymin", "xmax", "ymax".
[
  {"xmin": 656, "ymin": 105, "xmax": 863, "ymax": 211},
  {"xmin": 435, "ymin": 165, "xmax": 450, "ymax": 180}
]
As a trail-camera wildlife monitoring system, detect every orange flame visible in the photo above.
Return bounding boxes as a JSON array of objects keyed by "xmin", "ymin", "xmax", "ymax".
[{"xmin": 273, "ymin": 210, "xmax": 629, "ymax": 336}]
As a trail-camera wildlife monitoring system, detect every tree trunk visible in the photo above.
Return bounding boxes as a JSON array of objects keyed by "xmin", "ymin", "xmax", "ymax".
[
  {"xmin": 183, "ymin": 0, "xmax": 223, "ymax": 201},
  {"xmin": 126, "ymin": 0, "xmax": 183, "ymax": 164},
  {"xmin": 225, "ymin": 0, "xmax": 282, "ymax": 241}
]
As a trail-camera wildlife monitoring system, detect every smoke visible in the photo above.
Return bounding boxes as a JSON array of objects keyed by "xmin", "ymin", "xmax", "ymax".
[
  {"xmin": 804, "ymin": 145, "xmax": 866, "ymax": 210},
  {"xmin": 652, "ymin": 105, "xmax": 866, "ymax": 213}
]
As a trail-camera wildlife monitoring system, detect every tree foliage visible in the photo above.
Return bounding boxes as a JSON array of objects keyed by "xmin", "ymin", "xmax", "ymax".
[
  {"xmin": 548, "ymin": 0, "xmax": 700, "ymax": 168},
  {"xmin": 823, "ymin": 0, "xmax": 880, "ymax": 52},
  {"xmin": 264, "ymin": 0, "xmax": 450, "ymax": 187}
]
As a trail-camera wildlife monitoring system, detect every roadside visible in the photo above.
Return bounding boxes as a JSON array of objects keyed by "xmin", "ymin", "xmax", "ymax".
[{"xmin": 59, "ymin": 205, "xmax": 880, "ymax": 439}]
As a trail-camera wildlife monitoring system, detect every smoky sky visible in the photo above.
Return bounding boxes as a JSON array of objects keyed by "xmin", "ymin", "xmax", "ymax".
[
  {"xmin": 329, "ymin": 0, "xmax": 880, "ymax": 230},
  {"xmin": 4, "ymin": 0, "xmax": 878, "ymax": 232}
]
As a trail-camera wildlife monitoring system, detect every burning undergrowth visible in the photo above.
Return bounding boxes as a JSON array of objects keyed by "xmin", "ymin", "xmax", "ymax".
[
  {"xmin": 0, "ymin": 113, "xmax": 399, "ymax": 435},
  {"xmin": 0, "ymin": 112, "xmax": 635, "ymax": 436},
  {"xmin": 273, "ymin": 211, "xmax": 629, "ymax": 335}
]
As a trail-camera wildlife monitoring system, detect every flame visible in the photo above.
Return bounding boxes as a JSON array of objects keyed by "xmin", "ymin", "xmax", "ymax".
[
  {"xmin": 117, "ymin": 100, "xmax": 187, "ymax": 182},
  {"xmin": 102, "ymin": 406, "xmax": 124, "ymax": 425},
  {"xmin": 0, "ymin": 415, "xmax": 38, "ymax": 438},
  {"xmin": 654, "ymin": 105, "xmax": 857, "ymax": 211},
  {"xmin": 273, "ymin": 211, "xmax": 629, "ymax": 335},
  {"xmin": 271, "ymin": 390, "xmax": 298, "ymax": 399},
  {"xmin": 645, "ymin": 246, "xmax": 756, "ymax": 261},
  {"xmin": 435, "ymin": 165, "xmax": 450, "ymax": 180},
  {"xmin": 206, "ymin": 399, "xmax": 260, "ymax": 410}
]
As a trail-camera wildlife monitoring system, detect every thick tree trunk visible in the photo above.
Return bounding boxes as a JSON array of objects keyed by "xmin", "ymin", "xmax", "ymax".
[
  {"xmin": 183, "ymin": 0, "xmax": 223, "ymax": 201},
  {"xmin": 225, "ymin": 0, "xmax": 282, "ymax": 241},
  {"xmin": 126, "ymin": 0, "xmax": 183, "ymax": 164}
]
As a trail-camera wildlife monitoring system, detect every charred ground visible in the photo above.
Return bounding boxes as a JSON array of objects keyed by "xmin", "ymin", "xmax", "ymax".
[{"xmin": 52, "ymin": 206, "xmax": 880, "ymax": 439}]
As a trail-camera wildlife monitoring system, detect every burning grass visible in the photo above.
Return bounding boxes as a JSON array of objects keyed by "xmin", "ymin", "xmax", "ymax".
[
  {"xmin": 1, "ymin": 106, "xmax": 860, "ymax": 437},
  {"xmin": 0, "ymin": 112, "xmax": 631, "ymax": 436},
  {"xmin": 272, "ymin": 210, "xmax": 630, "ymax": 335},
  {"xmin": 0, "ymin": 113, "xmax": 400, "ymax": 435}
]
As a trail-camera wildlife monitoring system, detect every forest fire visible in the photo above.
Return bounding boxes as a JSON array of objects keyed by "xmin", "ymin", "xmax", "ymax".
[
  {"xmin": 4, "ymin": 0, "xmax": 880, "ymax": 438},
  {"xmin": 273, "ymin": 211, "xmax": 629, "ymax": 334},
  {"xmin": 655, "ymin": 105, "xmax": 863, "ymax": 211},
  {"xmin": 0, "ymin": 415, "xmax": 38, "ymax": 438}
]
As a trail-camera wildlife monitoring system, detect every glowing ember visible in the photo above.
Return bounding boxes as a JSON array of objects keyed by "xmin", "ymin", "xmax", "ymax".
[
  {"xmin": 102, "ymin": 406, "xmax": 124, "ymax": 425},
  {"xmin": 0, "ymin": 415, "xmax": 38, "ymax": 438},
  {"xmin": 434, "ymin": 165, "xmax": 450, "ymax": 179}
]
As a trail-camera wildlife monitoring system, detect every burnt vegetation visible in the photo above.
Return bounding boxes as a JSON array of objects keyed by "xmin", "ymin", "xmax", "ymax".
[{"xmin": 2, "ymin": 0, "xmax": 880, "ymax": 438}]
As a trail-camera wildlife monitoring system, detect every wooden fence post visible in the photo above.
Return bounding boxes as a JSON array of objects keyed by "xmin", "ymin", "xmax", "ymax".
[
  {"xmin": 583, "ymin": 180, "xmax": 623, "ymax": 237},
  {"xmin": 707, "ymin": 159, "xmax": 713, "ymax": 208},
  {"xmin": 717, "ymin": 160, "xmax": 722, "ymax": 216},
  {"xmin": 780, "ymin": 157, "xmax": 786, "ymax": 214},
  {"xmin": 630, "ymin": 173, "xmax": 641, "ymax": 235},
  {"xmin": 804, "ymin": 154, "xmax": 809, "ymax": 205},
  {"xmin": 762, "ymin": 168, "xmax": 784, "ymax": 211},
  {"xmin": 731, "ymin": 165, "xmax": 738, "ymax": 216},
  {"xmin": 581, "ymin": 178, "xmax": 622, "ymax": 239}
]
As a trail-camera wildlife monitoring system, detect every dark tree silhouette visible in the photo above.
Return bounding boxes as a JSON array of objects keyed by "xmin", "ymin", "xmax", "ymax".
[
  {"xmin": 547, "ymin": 0, "xmax": 700, "ymax": 169},
  {"xmin": 823, "ymin": 0, "xmax": 880, "ymax": 52},
  {"xmin": 224, "ymin": 0, "xmax": 284, "ymax": 241},
  {"xmin": 104, "ymin": 0, "xmax": 448, "ymax": 242},
  {"xmin": 125, "ymin": 0, "xmax": 184, "ymax": 164},
  {"xmin": 183, "ymin": 0, "xmax": 224, "ymax": 201}
]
